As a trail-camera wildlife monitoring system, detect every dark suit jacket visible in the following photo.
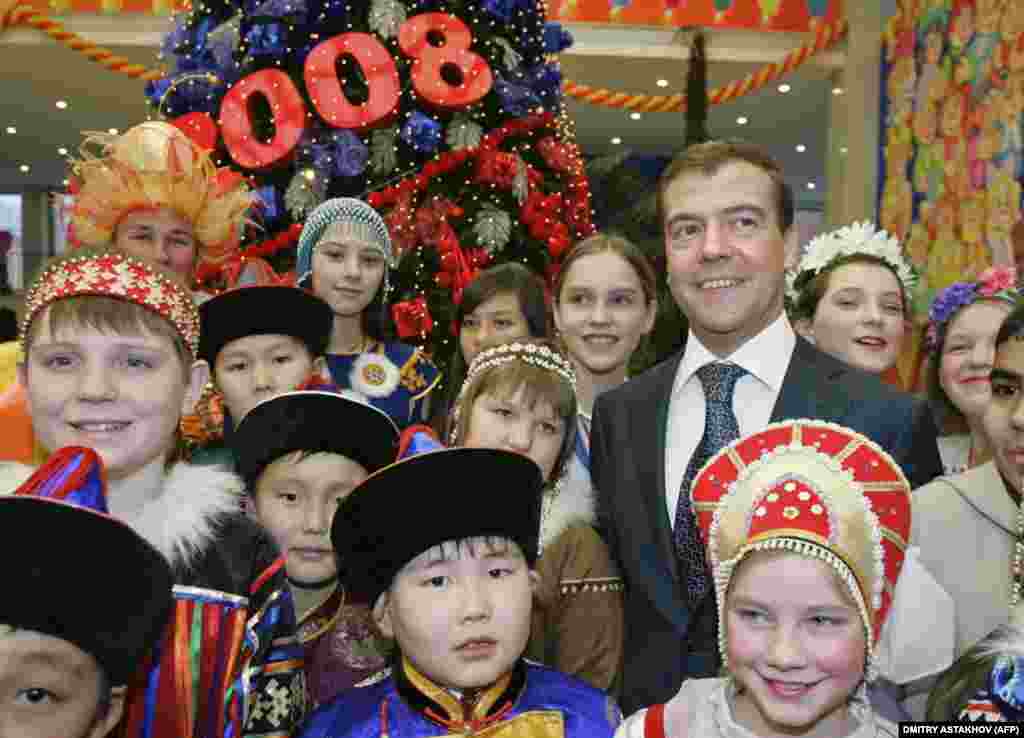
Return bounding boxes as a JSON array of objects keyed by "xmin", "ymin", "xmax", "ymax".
[{"xmin": 589, "ymin": 336, "xmax": 942, "ymax": 715}]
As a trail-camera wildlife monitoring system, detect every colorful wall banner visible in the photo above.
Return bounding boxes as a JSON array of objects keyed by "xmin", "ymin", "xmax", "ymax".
[
  {"xmin": 879, "ymin": 0, "xmax": 1024, "ymax": 390},
  {"xmin": 36, "ymin": 0, "xmax": 839, "ymax": 23},
  {"xmin": 550, "ymin": 0, "xmax": 841, "ymax": 31}
]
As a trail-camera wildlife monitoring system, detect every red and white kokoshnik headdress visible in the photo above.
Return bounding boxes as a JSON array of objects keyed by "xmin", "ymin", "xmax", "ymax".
[{"xmin": 690, "ymin": 419, "xmax": 911, "ymax": 678}]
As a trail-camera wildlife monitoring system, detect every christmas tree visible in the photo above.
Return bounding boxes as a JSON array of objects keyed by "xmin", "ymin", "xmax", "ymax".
[{"xmin": 147, "ymin": 0, "xmax": 594, "ymax": 369}]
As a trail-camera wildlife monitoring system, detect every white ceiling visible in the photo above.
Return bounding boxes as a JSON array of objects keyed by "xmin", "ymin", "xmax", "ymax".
[{"xmin": 0, "ymin": 16, "xmax": 859, "ymax": 204}]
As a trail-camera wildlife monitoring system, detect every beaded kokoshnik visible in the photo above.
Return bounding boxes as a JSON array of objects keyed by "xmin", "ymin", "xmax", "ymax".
[
  {"xmin": 689, "ymin": 419, "xmax": 912, "ymax": 681},
  {"xmin": 448, "ymin": 341, "xmax": 577, "ymax": 447},
  {"xmin": 19, "ymin": 250, "xmax": 200, "ymax": 359}
]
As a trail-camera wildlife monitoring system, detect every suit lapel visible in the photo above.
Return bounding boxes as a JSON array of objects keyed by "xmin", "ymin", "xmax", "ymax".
[
  {"xmin": 647, "ymin": 352, "xmax": 683, "ymax": 583},
  {"xmin": 770, "ymin": 337, "xmax": 852, "ymax": 423}
]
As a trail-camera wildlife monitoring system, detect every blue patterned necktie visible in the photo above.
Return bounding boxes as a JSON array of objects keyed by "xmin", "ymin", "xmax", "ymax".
[{"xmin": 675, "ymin": 362, "xmax": 747, "ymax": 604}]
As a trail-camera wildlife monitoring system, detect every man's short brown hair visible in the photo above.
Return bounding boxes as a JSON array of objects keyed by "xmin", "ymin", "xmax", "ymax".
[{"xmin": 657, "ymin": 140, "xmax": 795, "ymax": 235}]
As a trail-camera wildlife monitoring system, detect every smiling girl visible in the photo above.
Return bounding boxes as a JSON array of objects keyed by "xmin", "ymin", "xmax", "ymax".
[
  {"xmin": 296, "ymin": 198, "xmax": 439, "ymax": 429},
  {"xmin": 448, "ymin": 339, "xmax": 624, "ymax": 692},
  {"xmin": 924, "ymin": 266, "xmax": 1019, "ymax": 474},
  {"xmin": 787, "ymin": 222, "xmax": 916, "ymax": 378},
  {"xmin": 617, "ymin": 420, "xmax": 908, "ymax": 738},
  {"xmin": 553, "ymin": 234, "xmax": 655, "ymax": 516}
]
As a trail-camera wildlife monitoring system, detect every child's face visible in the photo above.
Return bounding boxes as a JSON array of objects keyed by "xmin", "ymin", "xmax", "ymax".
[
  {"xmin": 463, "ymin": 385, "xmax": 565, "ymax": 482},
  {"xmin": 460, "ymin": 291, "xmax": 531, "ymax": 365},
  {"xmin": 114, "ymin": 207, "xmax": 197, "ymax": 283},
  {"xmin": 376, "ymin": 538, "xmax": 536, "ymax": 691},
  {"xmin": 253, "ymin": 451, "xmax": 369, "ymax": 586},
  {"xmin": 940, "ymin": 300, "xmax": 1013, "ymax": 421},
  {"xmin": 311, "ymin": 238, "xmax": 386, "ymax": 318},
  {"xmin": 20, "ymin": 314, "xmax": 206, "ymax": 481},
  {"xmin": 0, "ymin": 626, "xmax": 123, "ymax": 738},
  {"xmin": 214, "ymin": 335, "xmax": 322, "ymax": 421},
  {"xmin": 726, "ymin": 552, "xmax": 866, "ymax": 738},
  {"xmin": 984, "ymin": 338, "xmax": 1024, "ymax": 492},
  {"xmin": 555, "ymin": 251, "xmax": 655, "ymax": 378},
  {"xmin": 805, "ymin": 262, "xmax": 906, "ymax": 376}
]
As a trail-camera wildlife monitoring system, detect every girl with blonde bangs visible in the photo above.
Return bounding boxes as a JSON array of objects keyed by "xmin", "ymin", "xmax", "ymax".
[{"xmin": 449, "ymin": 338, "xmax": 625, "ymax": 693}]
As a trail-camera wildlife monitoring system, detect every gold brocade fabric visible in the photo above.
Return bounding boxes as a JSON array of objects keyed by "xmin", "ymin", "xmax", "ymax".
[{"xmin": 426, "ymin": 711, "xmax": 565, "ymax": 738}]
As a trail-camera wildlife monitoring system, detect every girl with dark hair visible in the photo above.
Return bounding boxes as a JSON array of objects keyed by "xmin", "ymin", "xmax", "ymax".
[
  {"xmin": 922, "ymin": 266, "xmax": 1018, "ymax": 474},
  {"xmin": 296, "ymin": 198, "xmax": 439, "ymax": 429},
  {"xmin": 432, "ymin": 262, "xmax": 550, "ymax": 436},
  {"xmin": 787, "ymin": 222, "xmax": 915, "ymax": 377}
]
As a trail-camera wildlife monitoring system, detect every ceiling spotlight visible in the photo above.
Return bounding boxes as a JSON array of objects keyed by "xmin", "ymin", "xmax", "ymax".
[
  {"xmin": 832, "ymin": 86, "xmax": 844, "ymax": 96},
  {"xmin": 611, "ymin": 136, "xmax": 622, "ymax": 145},
  {"xmin": 58, "ymin": 147, "xmax": 68, "ymax": 156},
  {"xmin": 108, "ymin": 128, "xmax": 119, "ymax": 135},
  {"xmin": 796, "ymin": 144, "xmax": 807, "ymax": 153},
  {"xmin": 630, "ymin": 112, "xmax": 642, "ymax": 120},
  {"xmin": 736, "ymin": 116, "xmax": 749, "ymax": 125},
  {"xmin": 19, "ymin": 165, "xmax": 29, "ymax": 173},
  {"xmin": 56, "ymin": 100, "xmax": 68, "ymax": 109},
  {"xmin": 807, "ymin": 182, "xmax": 816, "ymax": 190},
  {"xmin": 778, "ymin": 83, "xmax": 792, "ymax": 93},
  {"xmin": 5, "ymin": 126, "xmax": 15, "ymax": 135},
  {"xmin": 656, "ymin": 78, "xmax": 669, "ymax": 88}
]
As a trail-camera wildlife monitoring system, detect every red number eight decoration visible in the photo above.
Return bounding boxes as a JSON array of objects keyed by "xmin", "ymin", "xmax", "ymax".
[
  {"xmin": 219, "ymin": 69, "xmax": 306, "ymax": 170},
  {"xmin": 305, "ymin": 32, "xmax": 401, "ymax": 130},
  {"xmin": 398, "ymin": 13, "xmax": 493, "ymax": 110}
]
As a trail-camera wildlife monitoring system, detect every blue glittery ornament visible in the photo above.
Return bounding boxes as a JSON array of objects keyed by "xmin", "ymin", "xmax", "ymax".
[
  {"xmin": 542, "ymin": 22, "xmax": 573, "ymax": 54},
  {"xmin": 400, "ymin": 112, "xmax": 442, "ymax": 154},
  {"xmin": 255, "ymin": 186, "xmax": 281, "ymax": 221},
  {"xmin": 332, "ymin": 131, "xmax": 369, "ymax": 178},
  {"xmin": 495, "ymin": 76, "xmax": 541, "ymax": 117},
  {"xmin": 524, "ymin": 63, "xmax": 562, "ymax": 110},
  {"xmin": 482, "ymin": 0, "xmax": 516, "ymax": 21},
  {"xmin": 244, "ymin": 22, "xmax": 285, "ymax": 58}
]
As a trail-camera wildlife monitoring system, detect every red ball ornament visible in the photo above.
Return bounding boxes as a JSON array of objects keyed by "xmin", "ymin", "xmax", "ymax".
[
  {"xmin": 220, "ymin": 69, "xmax": 306, "ymax": 170},
  {"xmin": 435, "ymin": 271, "xmax": 453, "ymax": 288},
  {"xmin": 170, "ymin": 112, "xmax": 219, "ymax": 151},
  {"xmin": 305, "ymin": 33, "xmax": 400, "ymax": 130}
]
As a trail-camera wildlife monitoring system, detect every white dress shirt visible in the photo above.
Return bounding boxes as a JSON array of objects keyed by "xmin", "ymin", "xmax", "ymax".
[{"xmin": 665, "ymin": 314, "xmax": 796, "ymax": 525}]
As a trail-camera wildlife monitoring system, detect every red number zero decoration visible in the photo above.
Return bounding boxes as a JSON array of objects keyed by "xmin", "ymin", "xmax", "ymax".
[
  {"xmin": 219, "ymin": 69, "xmax": 306, "ymax": 170},
  {"xmin": 305, "ymin": 32, "xmax": 401, "ymax": 130},
  {"xmin": 398, "ymin": 13, "xmax": 493, "ymax": 110}
]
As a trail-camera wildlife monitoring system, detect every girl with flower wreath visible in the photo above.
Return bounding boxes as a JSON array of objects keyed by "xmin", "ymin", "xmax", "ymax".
[
  {"xmin": 616, "ymin": 420, "xmax": 908, "ymax": 738},
  {"xmin": 295, "ymin": 197, "xmax": 439, "ymax": 429},
  {"xmin": 923, "ymin": 265, "xmax": 1019, "ymax": 475},
  {"xmin": 787, "ymin": 221, "xmax": 916, "ymax": 379},
  {"xmin": 448, "ymin": 338, "xmax": 625, "ymax": 694},
  {"xmin": 0, "ymin": 121, "xmax": 255, "ymax": 466}
]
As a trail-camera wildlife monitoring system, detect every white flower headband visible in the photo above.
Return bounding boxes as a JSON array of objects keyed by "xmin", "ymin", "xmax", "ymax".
[
  {"xmin": 449, "ymin": 341, "xmax": 577, "ymax": 446},
  {"xmin": 786, "ymin": 221, "xmax": 917, "ymax": 303}
]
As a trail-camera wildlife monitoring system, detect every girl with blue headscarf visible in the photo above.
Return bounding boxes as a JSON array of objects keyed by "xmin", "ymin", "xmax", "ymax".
[{"xmin": 296, "ymin": 197, "xmax": 440, "ymax": 428}]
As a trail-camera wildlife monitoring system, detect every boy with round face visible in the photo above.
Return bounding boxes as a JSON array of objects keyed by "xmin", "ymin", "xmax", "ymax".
[
  {"xmin": 297, "ymin": 448, "xmax": 621, "ymax": 738},
  {"xmin": 232, "ymin": 389, "xmax": 399, "ymax": 707},
  {"xmin": 0, "ymin": 447, "xmax": 174, "ymax": 738},
  {"xmin": 10, "ymin": 248, "xmax": 306, "ymax": 738},
  {"xmin": 188, "ymin": 285, "xmax": 334, "ymax": 467}
]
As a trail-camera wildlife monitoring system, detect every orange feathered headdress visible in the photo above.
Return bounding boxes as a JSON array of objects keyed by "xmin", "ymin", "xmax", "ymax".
[{"xmin": 69, "ymin": 122, "xmax": 255, "ymax": 269}]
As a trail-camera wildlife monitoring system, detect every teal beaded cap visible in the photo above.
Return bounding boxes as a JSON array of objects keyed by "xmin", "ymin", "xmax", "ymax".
[{"xmin": 295, "ymin": 197, "xmax": 394, "ymax": 288}]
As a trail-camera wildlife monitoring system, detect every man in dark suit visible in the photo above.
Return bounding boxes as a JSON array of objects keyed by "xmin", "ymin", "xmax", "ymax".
[{"xmin": 590, "ymin": 140, "xmax": 943, "ymax": 715}]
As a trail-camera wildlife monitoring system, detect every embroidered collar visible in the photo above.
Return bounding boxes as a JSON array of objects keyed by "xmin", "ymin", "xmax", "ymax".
[{"xmin": 395, "ymin": 656, "xmax": 524, "ymax": 731}]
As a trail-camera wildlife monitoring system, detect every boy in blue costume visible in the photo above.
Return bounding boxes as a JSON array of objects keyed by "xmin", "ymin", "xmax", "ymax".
[{"xmin": 298, "ymin": 447, "xmax": 621, "ymax": 738}]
